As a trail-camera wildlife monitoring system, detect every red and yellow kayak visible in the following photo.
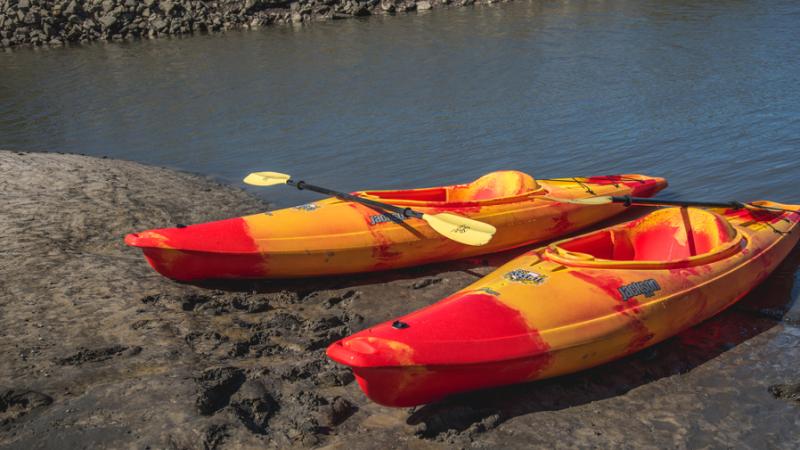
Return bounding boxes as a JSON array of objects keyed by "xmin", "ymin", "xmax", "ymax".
[
  {"xmin": 125, "ymin": 171, "xmax": 666, "ymax": 280},
  {"xmin": 327, "ymin": 202, "xmax": 800, "ymax": 406}
]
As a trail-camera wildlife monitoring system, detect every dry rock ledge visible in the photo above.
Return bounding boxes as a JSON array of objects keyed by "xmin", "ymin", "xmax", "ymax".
[
  {"xmin": 1, "ymin": 0, "xmax": 493, "ymax": 48},
  {"xmin": 1, "ymin": 150, "xmax": 799, "ymax": 448}
]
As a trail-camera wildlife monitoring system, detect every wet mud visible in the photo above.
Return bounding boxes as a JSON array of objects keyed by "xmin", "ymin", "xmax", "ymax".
[{"xmin": 0, "ymin": 150, "xmax": 798, "ymax": 448}]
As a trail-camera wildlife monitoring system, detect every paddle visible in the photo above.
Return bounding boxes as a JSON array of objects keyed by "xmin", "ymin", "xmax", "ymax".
[
  {"xmin": 544, "ymin": 195, "xmax": 797, "ymax": 213},
  {"xmin": 243, "ymin": 172, "xmax": 497, "ymax": 246}
]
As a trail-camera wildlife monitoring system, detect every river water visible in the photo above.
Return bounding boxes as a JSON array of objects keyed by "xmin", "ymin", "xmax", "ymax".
[{"xmin": 1, "ymin": 0, "xmax": 799, "ymax": 208}]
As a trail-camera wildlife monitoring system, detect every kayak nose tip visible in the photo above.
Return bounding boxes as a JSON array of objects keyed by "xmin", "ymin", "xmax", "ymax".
[
  {"xmin": 124, "ymin": 232, "xmax": 141, "ymax": 246},
  {"xmin": 124, "ymin": 230, "xmax": 170, "ymax": 248},
  {"xmin": 327, "ymin": 336, "xmax": 415, "ymax": 368},
  {"xmin": 326, "ymin": 338, "xmax": 378, "ymax": 366}
]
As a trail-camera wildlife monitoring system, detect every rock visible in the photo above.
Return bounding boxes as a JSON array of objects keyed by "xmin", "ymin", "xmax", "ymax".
[
  {"xmin": 23, "ymin": 11, "xmax": 37, "ymax": 24},
  {"xmin": 17, "ymin": 0, "xmax": 30, "ymax": 10},
  {"xmin": 64, "ymin": 1, "xmax": 80, "ymax": 15},
  {"xmin": 151, "ymin": 17, "xmax": 167, "ymax": 30},
  {"xmin": 101, "ymin": 0, "xmax": 115, "ymax": 13},
  {"xmin": 159, "ymin": 0, "xmax": 175, "ymax": 15},
  {"xmin": 417, "ymin": 0, "xmax": 432, "ymax": 9},
  {"xmin": 98, "ymin": 14, "xmax": 116, "ymax": 29}
]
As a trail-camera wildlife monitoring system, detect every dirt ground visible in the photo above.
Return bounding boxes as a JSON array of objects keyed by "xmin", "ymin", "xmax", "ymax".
[{"xmin": 1, "ymin": 150, "xmax": 798, "ymax": 449}]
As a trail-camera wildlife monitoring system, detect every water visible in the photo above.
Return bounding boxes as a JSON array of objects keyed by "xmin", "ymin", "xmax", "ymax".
[{"xmin": 1, "ymin": 0, "xmax": 799, "ymax": 209}]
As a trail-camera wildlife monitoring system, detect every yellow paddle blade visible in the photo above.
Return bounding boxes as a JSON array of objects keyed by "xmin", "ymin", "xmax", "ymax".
[
  {"xmin": 243, "ymin": 171, "xmax": 292, "ymax": 186},
  {"xmin": 543, "ymin": 195, "xmax": 613, "ymax": 205},
  {"xmin": 422, "ymin": 213, "xmax": 496, "ymax": 246}
]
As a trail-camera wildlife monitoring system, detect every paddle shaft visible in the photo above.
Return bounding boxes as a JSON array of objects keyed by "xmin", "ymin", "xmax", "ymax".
[
  {"xmin": 289, "ymin": 180, "xmax": 423, "ymax": 219},
  {"xmin": 613, "ymin": 196, "xmax": 746, "ymax": 209}
]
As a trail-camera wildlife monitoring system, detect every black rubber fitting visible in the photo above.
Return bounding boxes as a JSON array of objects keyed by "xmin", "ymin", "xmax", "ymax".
[
  {"xmin": 176, "ymin": 223, "xmax": 187, "ymax": 229},
  {"xmin": 392, "ymin": 320, "xmax": 410, "ymax": 329}
]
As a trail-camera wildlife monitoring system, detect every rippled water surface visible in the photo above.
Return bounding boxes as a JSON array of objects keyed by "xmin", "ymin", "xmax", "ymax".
[{"xmin": 1, "ymin": 0, "xmax": 799, "ymax": 207}]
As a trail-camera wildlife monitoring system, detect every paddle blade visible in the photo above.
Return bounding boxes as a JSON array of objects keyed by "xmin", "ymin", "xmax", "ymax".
[
  {"xmin": 544, "ymin": 195, "xmax": 614, "ymax": 205},
  {"xmin": 423, "ymin": 213, "xmax": 496, "ymax": 246},
  {"xmin": 243, "ymin": 171, "xmax": 292, "ymax": 187}
]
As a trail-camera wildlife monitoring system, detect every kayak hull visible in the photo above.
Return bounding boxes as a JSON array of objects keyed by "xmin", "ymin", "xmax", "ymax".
[
  {"xmin": 327, "ymin": 202, "xmax": 800, "ymax": 406},
  {"xmin": 126, "ymin": 173, "xmax": 666, "ymax": 280}
]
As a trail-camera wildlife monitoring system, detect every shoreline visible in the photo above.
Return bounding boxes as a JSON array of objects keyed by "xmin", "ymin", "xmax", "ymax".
[
  {"xmin": 0, "ymin": 0, "xmax": 508, "ymax": 49},
  {"xmin": 0, "ymin": 150, "xmax": 798, "ymax": 448}
]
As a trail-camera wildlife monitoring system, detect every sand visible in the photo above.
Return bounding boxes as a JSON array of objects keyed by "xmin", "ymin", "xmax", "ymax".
[{"xmin": 1, "ymin": 150, "xmax": 798, "ymax": 449}]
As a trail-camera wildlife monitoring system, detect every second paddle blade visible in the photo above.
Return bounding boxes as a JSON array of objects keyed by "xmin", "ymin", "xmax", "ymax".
[
  {"xmin": 243, "ymin": 171, "xmax": 292, "ymax": 186},
  {"xmin": 423, "ymin": 213, "xmax": 496, "ymax": 246},
  {"xmin": 546, "ymin": 195, "xmax": 614, "ymax": 205}
]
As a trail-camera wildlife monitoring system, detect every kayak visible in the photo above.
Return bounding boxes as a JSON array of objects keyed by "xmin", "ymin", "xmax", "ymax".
[
  {"xmin": 125, "ymin": 171, "xmax": 666, "ymax": 280},
  {"xmin": 326, "ymin": 202, "xmax": 800, "ymax": 406}
]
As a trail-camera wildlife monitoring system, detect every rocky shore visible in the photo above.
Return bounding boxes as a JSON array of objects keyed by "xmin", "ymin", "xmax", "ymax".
[
  {"xmin": 1, "ymin": 150, "xmax": 799, "ymax": 449},
  {"xmin": 0, "ymin": 0, "xmax": 494, "ymax": 48}
]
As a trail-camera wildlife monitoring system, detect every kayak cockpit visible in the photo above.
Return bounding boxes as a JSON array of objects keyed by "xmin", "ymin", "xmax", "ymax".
[
  {"xmin": 545, "ymin": 207, "xmax": 744, "ymax": 268},
  {"xmin": 360, "ymin": 170, "xmax": 544, "ymax": 205}
]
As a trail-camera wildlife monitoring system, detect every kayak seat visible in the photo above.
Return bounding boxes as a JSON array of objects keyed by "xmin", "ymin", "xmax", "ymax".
[
  {"xmin": 362, "ymin": 170, "xmax": 540, "ymax": 203},
  {"xmin": 447, "ymin": 171, "xmax": 540, "ymax": 202},
  {"xmin": 555, "ymin": 207, "xmax": 738, "ymax": 262}
]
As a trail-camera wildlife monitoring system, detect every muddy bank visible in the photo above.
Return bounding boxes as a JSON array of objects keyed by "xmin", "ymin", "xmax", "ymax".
[
  {"xmin": 0, "ymin": 150, "xmax": 798, "ymax": 449},
  {"xmin": 0, "ymin": 0, "xmax": 500, "ymax": 49}
]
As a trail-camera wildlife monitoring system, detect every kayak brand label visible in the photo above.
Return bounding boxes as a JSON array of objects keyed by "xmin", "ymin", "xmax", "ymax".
[
  {"xmin": 294, "ymin": 203, "xmax": 319, "ymax": 211},
  {"xmin": 504, "ymin": 269, "xmax": 547, "ymax": 285},
  {"xmin": 368, "ymin": 212, "xmax": 405, "ymax": 225},
  {"xmin": 618, "ymin": 279, "xmax": 661, "ymax": 301},
  {"xmin": 452, "ymin": 224, "xmax": 471, "ymax": 234}
]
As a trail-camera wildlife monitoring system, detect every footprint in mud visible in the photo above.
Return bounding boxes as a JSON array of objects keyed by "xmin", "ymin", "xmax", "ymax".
[
  {"xmin": 141, "ymin": 292, "xmax": 273, "ymax": 314},
  {"xmin": 228, "ymin": 379, "xmax": 279, "ymax": 435},
  {"xmin": 195, "ymin": 368, "xmax": 279, "ymax": 437},
  {"xmin": 407, "ymin": 403, "xmax": 501, "ymax": 439},
  {"xmin": 769, "ymin": 382, "xmax": 800, "ymax": 404},
  {"xmin": 196, "ymin": 367, "xmax": 247, "ymax": 416},
  {"xmin": 0, "ymin": 388, "xmax": 53, "ymax": 425},
  {"xmin": 202, "ymin": 424, "xmax": 230, "ymax": 450},
  {"xmin": 411, "ymin": 277, "xmax": 443, "ymax": 289},
  {"xmin": 56, "ymin": 345, "xmax": 142, "ymax": 366},
  {"xmin": 318, "ymin": 397, "xmax": 357, "ymax": 427},
  {"xmin": 185, "ymin": 331, "xmax": 230, "ymax": 357}
]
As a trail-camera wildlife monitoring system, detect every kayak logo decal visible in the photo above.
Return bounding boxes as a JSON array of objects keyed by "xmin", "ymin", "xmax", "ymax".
[
  {"xmin": 369, "ymin": 212, "xmax": 405, "ymax": 225},
  {"xmin": 294, "ymin": 203, "xmax": 319, "ymax": 211},
  {"xmin": 504, "ymin": 269, "xmax": 547, "ymax": 285},
  {"xmin": 618, "ymin": 279, "xmax": 661, "ymax": 301}
]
